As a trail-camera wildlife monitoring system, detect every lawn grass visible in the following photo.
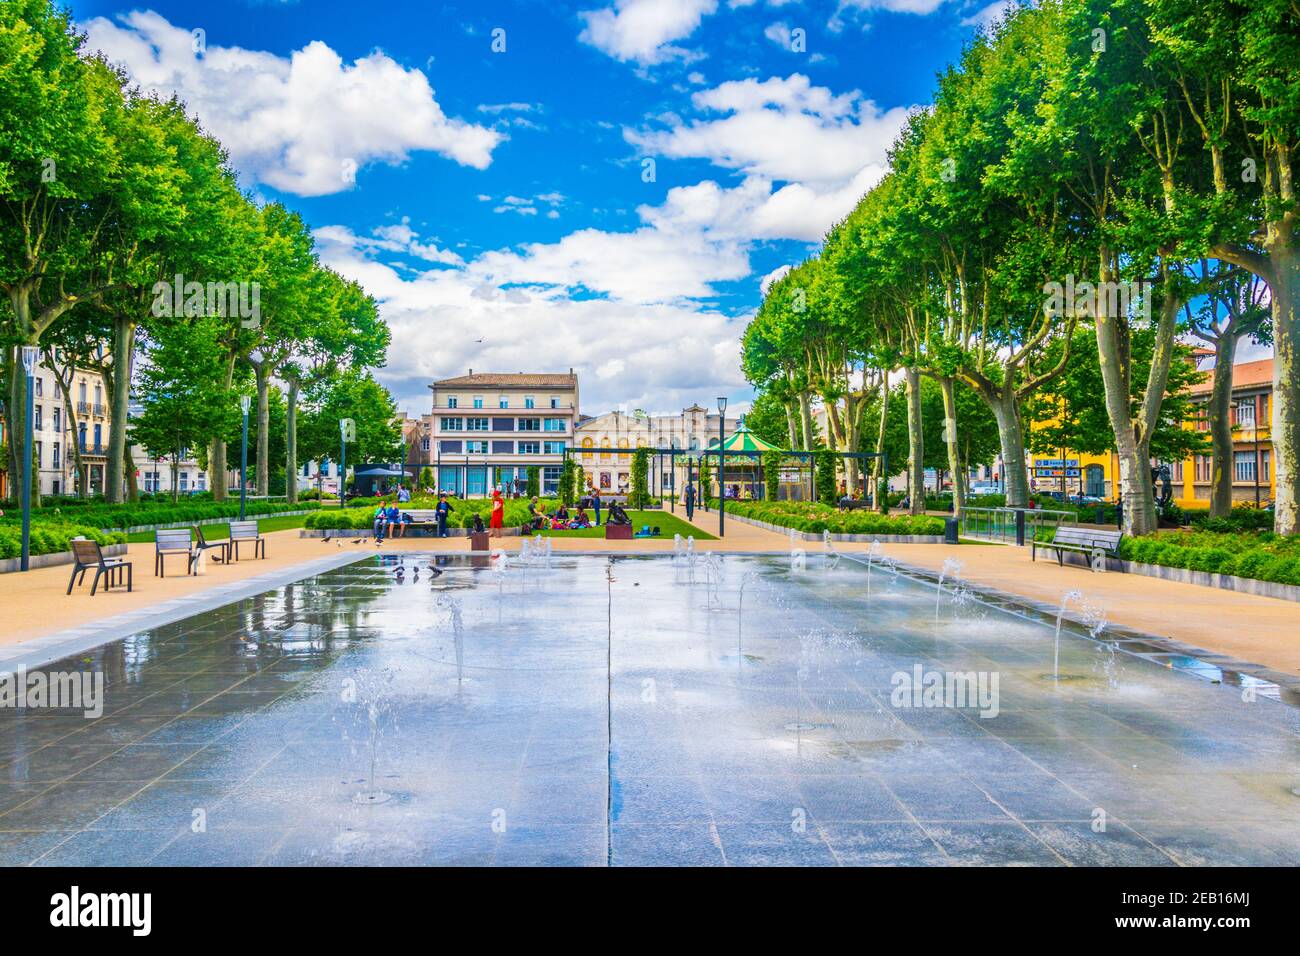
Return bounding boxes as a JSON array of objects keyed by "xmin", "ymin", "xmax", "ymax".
[
  {"xmin": 528, "ymin": 509, "xmax": 715, "ymax": 540},
  {"xmin": 125, "ymin": 513, "xmax": 310, "ymax": 543}
]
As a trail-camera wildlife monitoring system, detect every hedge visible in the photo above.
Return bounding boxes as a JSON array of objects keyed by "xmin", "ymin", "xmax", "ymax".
[
  {"xmin": 305, "ymin": 496, "xmax": 540, "ymax": 531},
  {"xmin": 1110, "ymin": 529, "xmax": 1300, "ymax": 586},
  {"xmin": 0, "ymin": 499, "xmax": 319, "ymax": 532},
  {"xmin": 714, "ymin": 499, "xmax": 945, "ymax": 536},
  {"xmin": 0, "ymin": 523, "xmax": 126, "ymax": 560}
]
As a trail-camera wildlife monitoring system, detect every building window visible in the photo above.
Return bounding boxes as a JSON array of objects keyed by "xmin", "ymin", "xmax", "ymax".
[
  {"xmin": 544, "ymin": 418, "xmax": 565, "ymax": 432},
  {"xmin": 518, "ymin": 417, "xmax": 540, "ymax": 431},
  {"xmin": 544, "ymin": 441, "xmax": 566, "ymax": 455},
  {"xmin": 550, "ymin": 396, "xmax": 560, "ymax": 409},
  {"xmin": 524, "ymin": 395, "xmax": 535, "ymax": 409},
  {"xmin": 52, "ymin": 407, "xmax": 60, "ymax": 433},
  {"xmin": 35, "ymin": 441, "xmax": 42, "ymax": 467},
  {"xmin": 1261, "ymin": 449, "xmax": 1271, "ymax": 481},
  {"xmin": 440, "ymin": 440, "xmax": 463, "ymax": 453},
  {"xmin": 440, "ymin": 417, "xmax": 464, "ymax": 431},
  {"xmin": 519, "ymin": 441, "xmax": 540, "ymax": 455},
  {"xmin": 180, "ymin": 472, "xmax": 189, "ymax": 491},
  {"xmin": 467, "ymin": 440, "xmax": 488, "ymax": 454},
  {"xmin": 1234, "ymin": 451, "xmax": 1257, "ymax": 483},
  {"xmin": 52, "ymin": 443, "xmax": 60, "ymax": 468},
  {"xmin": 466, "ymin": 417, "xmax": 489, "ymax": 431},
  {"xmin": 472, "ymin": 395, "xmax": 484, "ymax": 409},
  {"xmin": 447, "ymin": 396, "xmax": 458, "ymax": 409},
  {"xmin": 34, "ymin": 405, "xmax": 42, "ymax": 431},
  {"xmin": 1234, "ymin": 400, "xmax": 1256, "ymax": 426},
  {"xmin": 499, "ymin": 396, "xmax": 509, "ymax": 409},
  {"xmin": 93, "ymin": 424, "xmax": 102, "ymax": 448},
  {"xmin": 421, "ymin": 437, "xmax": 430, "ymax": 451},
  {"xmin": 492, "ymin": 440, "xmax": 514, "ymax": 454},
  {"xmin": 543, "ymin": 465, "xmax": 562, "ymax": 493},
  {"xmin": 35, "ymin": 378, "xmax": 43, "ymax": 397}
]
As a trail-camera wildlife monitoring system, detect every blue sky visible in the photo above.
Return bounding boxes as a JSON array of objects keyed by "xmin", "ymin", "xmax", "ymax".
[{"xmin": 69, "ymin": 0, "xmax": 1010, "ymax": 416}]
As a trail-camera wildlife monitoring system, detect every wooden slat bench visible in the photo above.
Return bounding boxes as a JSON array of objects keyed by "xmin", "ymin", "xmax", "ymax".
[
  {"xmin": 155, "ymin": 528, "xmax": 195, "ymax": 577},
  {"xmin": 229, "ymin": 520, "xmax": 266, "ymax": 560},
  {"xmin": 1033, "ymin": 526, "xmax": 1123, "ymax": 569},
  {"xmin": 67, "ymin": 538, "xmax": 133, "ymax": 595}
]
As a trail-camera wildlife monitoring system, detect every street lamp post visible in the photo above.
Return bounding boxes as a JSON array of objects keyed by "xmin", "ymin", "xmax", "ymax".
[
  {"xmin": 717, "ymin": 396, "xmax": 728, "ymax": 538},
  {"xmin": 20, "ymin": 346, "xmax": 38, "ymax": 571},
  {"xmin": 239, "ymin": 395, "xmax": 250, "ymax": 521}
]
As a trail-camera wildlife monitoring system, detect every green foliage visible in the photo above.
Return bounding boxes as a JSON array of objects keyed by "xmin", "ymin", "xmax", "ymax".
[
  {"xmin": 0, "ymin": 523, "xmax": 127, "ymax": 560},
  {"xmin": 720, "ymin": 499, "xmax": 946, "ymax": 537},
  {"xmin": 629, "ymin": 447, "xmax": 651, "ymax": 508},
  {"xmin": 526, "ymin": 466, "xmax": 541, "ymax": 499},
  {"xmin": 558, "ymin": 459, "xmax": 580, "ymax": 507},
  {"xmin": 1116, "ymin": 529, "xmax": 1300, "ymax": 586},
  {"xmin": 814, "ymin": 449, "xmax": 839, "ymax": 505}
]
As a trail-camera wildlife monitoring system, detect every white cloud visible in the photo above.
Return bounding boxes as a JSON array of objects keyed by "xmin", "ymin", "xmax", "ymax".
[
  {"xmin": 81, "ymin": 10, "xmax": 502, "ymax": 196},
  {"xmin": 960, "ymin": 0, "xmax": 1016, "ymax": 27},
  {"xmin": 315, "ymin": 220, "xmax": 464, "ymax": 266},
  {"xmin": 578, "ymin": 0, "xmax": 718, "ymax": 65},
  {"xmin": 628, "ymin": 73, "xmax": 908, "ymax": 186},
  {"xmin": 759, "ymin": 264, "xmax": 793, "ymax": 294},
  {"xmin": 627, "ymin": 73, "xmax": 909, "ymax": 240},
  {"xmin": 839, "ymin": 0, "xmax": 950, "ymax": 15},
  {"xmin": 314, "ymin": 225, "xmax": 749, "ymax": 416}
]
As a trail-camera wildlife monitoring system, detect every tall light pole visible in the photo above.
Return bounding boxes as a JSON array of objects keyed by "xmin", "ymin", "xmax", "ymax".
[
  {"xmin": 20, "ymin": 346, "xmax": 38, "ymax": 571},
  {"xmin": 239, "ymin": 394, "xmax": 250, "ymax": 520},
  {"xmin": 717, "ymin": 396, "xmax": 728, "ymax": 538}
]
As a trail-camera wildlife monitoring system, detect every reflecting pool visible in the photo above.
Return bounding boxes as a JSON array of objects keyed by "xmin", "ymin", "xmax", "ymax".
[{"xmin": 2, "ymin": 553, "xmax": 1297, "ymax": 866}]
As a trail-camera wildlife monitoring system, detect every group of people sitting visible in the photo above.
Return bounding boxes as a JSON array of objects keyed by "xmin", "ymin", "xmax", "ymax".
[{"xmin": 524, "ymin": 496, "xmax": 633, "ymax": 532}]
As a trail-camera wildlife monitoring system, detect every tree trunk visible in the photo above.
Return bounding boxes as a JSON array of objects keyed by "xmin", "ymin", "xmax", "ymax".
[
  {"xmin": 797, "ymin": 391, "xmax": 814, "ymax": 450},
  {"xmin": 285, "ymin": 376, "xmax": 299, "ymax": 505},
  {"xmin": 872, "ymin": 378, "xmax": 891, "ymax": 513},
  {"xmin": 905, "ymin": 367, "xmax": 925, "ymax": 515},
  {"xmin": 105, "ymin": 316, "xmax": 135, "ymax": 503},
  {"xmin": 784, "ymin": 401, "xmax": 799, "ymax": 449},
  {"xmin": 938, "ymin": 375, "xmax": 966, "ymax": 519},
  {"xmin": 1207, "ymin": 331, "xmax": 1238, "ymax": 517},
  {"xmin": 1271, "ymin": 246, "xmax": 1298, "ymax": 534},
  {"xmin": 988, "ymin": 389, "xmax": 1030, "ymax": 509},
  {"xmin": 255, "ymin": 361, "xmax": 270, "ymax": 498},
  {"xmin": 210, "ymin": 353, "xmax": 236, "ymax": 501},
  {"xmin": 123, "ymin": 435, "xmax": 138, "ymax": 501}
]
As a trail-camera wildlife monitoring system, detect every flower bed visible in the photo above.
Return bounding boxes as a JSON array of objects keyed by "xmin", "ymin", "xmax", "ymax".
[{"xmin": 713, "ymin": 499, "xmax": 946, "ymax": 537}]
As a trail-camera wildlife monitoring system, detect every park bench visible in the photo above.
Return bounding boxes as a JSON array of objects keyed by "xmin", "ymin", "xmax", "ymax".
[
  {"xmin": 195, "ymin": 524, "xmax": 229, "ymax": 564},
  {"xmin": 228, "ymin": 520, "xmax": 266, "ymax": 560},
  {"xmin": 1033, "ymin": 526, "xmax": 1123, "ymax": 570},
  {"xmin": 67, "ymin": 538, "xmax": 133, "ymax": 596},
  {"xmin": 154, "ymin": 528, "xmax": 196, "ymax": 577},
  {"xmin": 402, "ymin": 509, "xmax": 439, "ymax": 530},
  {"xmin": 838, "ymin": 498, "xmax": 872, "ymax": 511}
]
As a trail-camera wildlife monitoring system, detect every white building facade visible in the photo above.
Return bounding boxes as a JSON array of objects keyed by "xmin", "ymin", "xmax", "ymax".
[
  {"xmin": 428, "ymin": 370, "xmax": 579, "ymax": 497},
  {"xmin": 574, "ymin": 404, "xmax": 739, "ymax": 495}
]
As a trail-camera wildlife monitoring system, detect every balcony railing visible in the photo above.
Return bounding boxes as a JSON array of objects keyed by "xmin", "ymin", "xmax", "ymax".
[
  {"xmin": 93, "ymin": 403, "xmax": 106, "ymax": 417},
  {"xmin": 79, "ymin": 442, "xmax": 106, "ymax": 456},
  {"xmin": 77, "ymin": 401, "xmax": 91, "ymax": 415}
]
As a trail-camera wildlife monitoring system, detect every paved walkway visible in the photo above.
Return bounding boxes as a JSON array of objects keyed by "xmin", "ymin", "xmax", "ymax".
[{"xmin": 2, "ymin": 509, "xmax": 1297, "ymax": 679}]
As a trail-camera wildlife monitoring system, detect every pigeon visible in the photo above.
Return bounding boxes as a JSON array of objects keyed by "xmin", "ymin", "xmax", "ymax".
[
  {"xmin": 426, "ymin": 564, "xmax": 443, "ymax": 578},
  {"xmin": 322, "ymin": 535, "xmax": 330, "ymax": 544}
]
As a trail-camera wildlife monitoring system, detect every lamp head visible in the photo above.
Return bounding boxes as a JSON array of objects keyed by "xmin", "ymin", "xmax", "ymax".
[
  {"xmin": 20, "ymin": 346, "xmax": 38, "ymax": 375},
  {"xmin": 717, "ymin": 396, "xmax": 727, "ymax": 414},
  {"xmin": 240, "ymin": 395, "xmax": 251, "ymax": 415}
]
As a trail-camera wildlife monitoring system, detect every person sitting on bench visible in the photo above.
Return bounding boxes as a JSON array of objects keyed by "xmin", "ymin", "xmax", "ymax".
[{"xmin": 607, "ymin": 502, "xmax": 632, "ymax": 526}]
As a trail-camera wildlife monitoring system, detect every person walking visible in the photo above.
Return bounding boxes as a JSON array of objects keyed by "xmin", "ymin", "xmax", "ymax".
[
  {"xmin": 435, "ymin": 493, "xmax": 453, "ymax": 538},
  {"xmin": 489, "ymin": 489, "xmax": 504, "ymax": 537},
  {"xmin": 684, "ymin": 481, "xmax": 695, "ymax": 520},
  {"xmin": 591, "ymin": 488, "xmax": 603, "ymax": 526}
]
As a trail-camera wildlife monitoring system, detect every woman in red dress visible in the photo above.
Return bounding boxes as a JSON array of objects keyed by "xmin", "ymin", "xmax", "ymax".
[{"xmin": 488, "ymin": 489, "xmax": 504, "ymax": 537}]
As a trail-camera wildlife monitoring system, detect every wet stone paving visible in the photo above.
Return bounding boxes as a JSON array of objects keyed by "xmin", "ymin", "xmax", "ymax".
[{"xmin": 1, "ymin": 551, "xmax": 1298, "ymax": 866}]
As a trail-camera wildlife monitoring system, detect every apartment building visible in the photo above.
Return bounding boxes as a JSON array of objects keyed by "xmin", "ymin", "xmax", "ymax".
[{"xmin": 428, "ymin": 370, "xmax": 579, "ymax": 497}]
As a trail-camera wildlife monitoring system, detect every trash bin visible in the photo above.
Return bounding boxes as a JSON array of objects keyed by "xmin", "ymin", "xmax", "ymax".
[{"xmin": 944, "ymin": 516, "xmax": 959, "ymax": 544}]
